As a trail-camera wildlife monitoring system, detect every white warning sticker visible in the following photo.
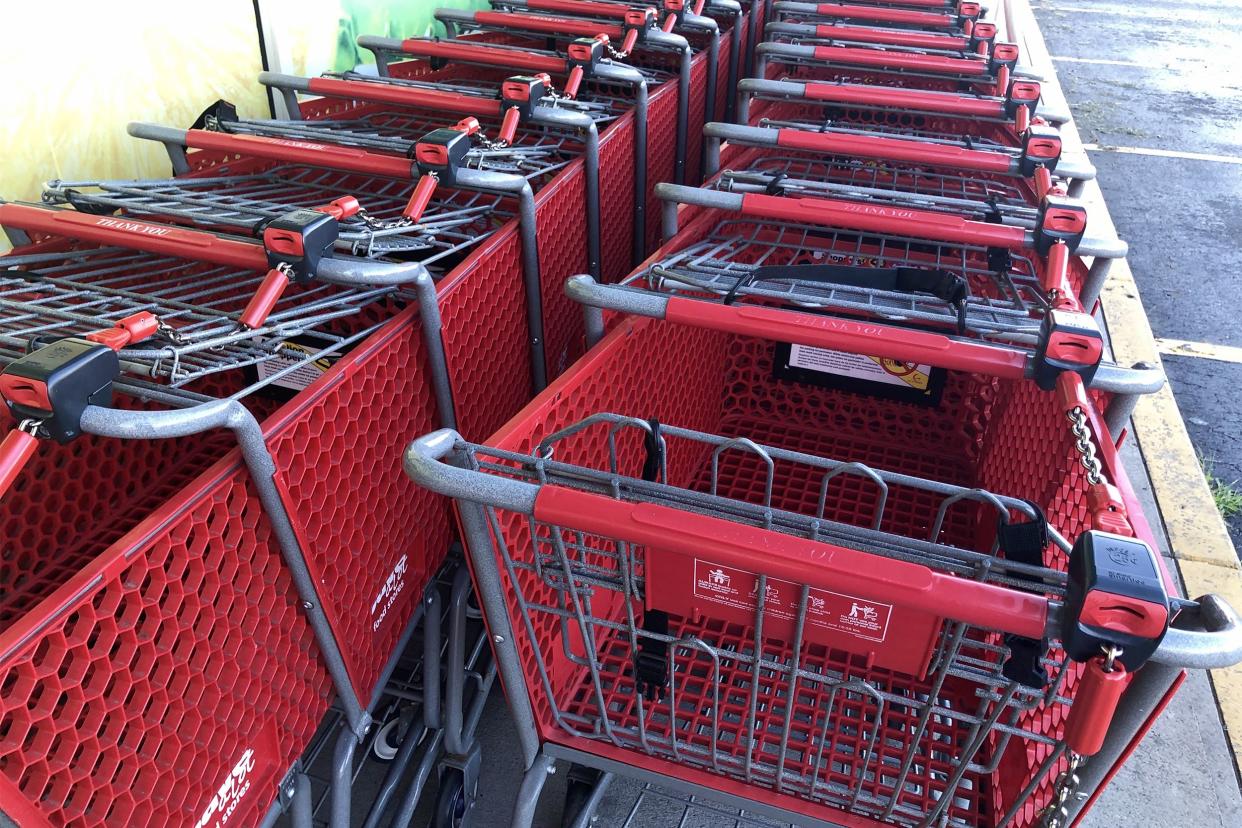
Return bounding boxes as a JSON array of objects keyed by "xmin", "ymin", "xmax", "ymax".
[
  {"xmin": 254, "ymin": 338, "xmax": 337, "ymax": 392},
  {"xmin": 788, "ymin": 344, "xmax": 932, "ymax": 392}
]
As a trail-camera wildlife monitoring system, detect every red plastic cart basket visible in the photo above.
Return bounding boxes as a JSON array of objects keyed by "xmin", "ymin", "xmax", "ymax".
[
  {"xmin": 403, "ymin": 296, "xmax": 1242, "ymax": 828},
  {"xmin": 0, "ymin": 201, "xmax": 457, "ymax": 827}
]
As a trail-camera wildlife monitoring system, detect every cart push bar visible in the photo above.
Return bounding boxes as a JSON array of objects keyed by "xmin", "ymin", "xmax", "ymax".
[
  {"xmin": 702, "ymin": 120, "xmax": 1095, "ymax": 201},
  {"xmin": 436, "ymin": 6, "xmax": 694, "ymax": 185},
  {"xmin": 357, "ymin": 34, "xmax": 650, "ymax": 265},
  {"xmin": 764, "ymin": 17, "xmax": 1015, "ymax": 59},
  {"xmin": 256, "ymin": 70, "xmax": 599, "ymax": 288},
  {"xmin": 753, "ymin": 39, "xmax": 1023, "ymax": 95},
  {"xmin": 737, "ymin": 74, "xmax": 1069, "ymax": 133},
  {"xmin": 773, "ymin": 0, "xmax": 983, "ymax": 32}
]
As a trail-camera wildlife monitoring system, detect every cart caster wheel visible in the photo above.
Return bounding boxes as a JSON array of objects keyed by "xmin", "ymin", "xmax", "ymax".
[
  {"xmin": 434, "ymin": 767, "xmax": 474, "ymax": 828},
  {"xmin": 371, "ymin": 705, "xmax": 422, "ymax": 762},
  {"xmin": 561, "ymin": 765, "xmax": 603, "ymax": 828}
]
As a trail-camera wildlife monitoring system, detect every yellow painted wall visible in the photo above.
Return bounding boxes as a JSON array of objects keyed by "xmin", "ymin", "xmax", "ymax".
[
  {"xmin": 0, "ymin": 2, "xmax": 268, "ymax": 251},
  {"xmin": 0, "ymin": 0, "xmax": 489, "ymax": 253}
]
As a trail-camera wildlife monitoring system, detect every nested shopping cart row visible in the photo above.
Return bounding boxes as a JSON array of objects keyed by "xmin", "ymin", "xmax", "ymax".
[
  {"xmin": 397, "ymin": 4, "xmax": 1242, "ymax": 827},
  {"xmin": 0, "ymin": 2, "xmax": 755, "ymax": 826}
]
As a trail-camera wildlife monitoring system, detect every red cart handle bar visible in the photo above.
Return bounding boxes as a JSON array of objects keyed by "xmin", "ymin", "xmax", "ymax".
[
  {"xmin": 178, "ymin": 128, "xmax": 414, "ymax": 178},
  {"xmin": 472, "ymin": 11, "xmax": 626, "ymax": 42},
  {"xmin": 516, "ymin": 0, "xmax": 658, "ymax": 21},
  {"xmin": 800, "ymin": 79, "xmax": 1038, "ymax": 120},
  {"xmin": 0, "ymin": 201, "xmax": 268, "ymax": 271},
  {"xmin": 302, "ymin": 75, "xmax": 503, "ymax": 118},
  {"xmin": 801, "ymin": 44, "xmax": 989, "ymax": 76},
  {"xmin": 793, "ymin": 2, "xmax": 962, "ymax": 29},
  {"xmin": 533, "ymin": 486, "xmax": 1051, "ymax": 639},
  {"xmin": 385, "ymin": 38, "xmax": 568, "ymax": 76},
  {"xmin": 809, "ymin": 22, "xmax": 969, "ymax": 51},
  {"xmin": 768, "ymin": 125, "xmax": 1013, "ymax": 173}
]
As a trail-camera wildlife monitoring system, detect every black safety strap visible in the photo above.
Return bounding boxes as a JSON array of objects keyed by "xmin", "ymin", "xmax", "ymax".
[
  {"xmin": 60, "ymin": 190, "xmax": 116, "ymax": 216},
  {"xmin": 191, "ymin": 99, "xmax": 240, "ymax": 130},
  {"xmin": 724, "ymin": 263, "xmax": 970, "ymax": 334},
  {"xmin": 636, "ymin": 419, "xmax": 671, "ymax": 702},
  {"xmin": 997, "ymin": 499, "xmax": 1049, "ymax": 568},
  {"xmin": 999, "ymin": 499, "xmax": 1052, "ymax": 689}
]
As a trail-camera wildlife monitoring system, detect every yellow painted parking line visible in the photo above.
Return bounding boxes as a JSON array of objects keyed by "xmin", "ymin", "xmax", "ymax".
[
  {"xmin": 1156, "ymin": 338, "xmax": 1242, "ymax": 365},
  {"xmin": 1081, "ymin": 144, "xmax": 1242, "ymax": 165}
]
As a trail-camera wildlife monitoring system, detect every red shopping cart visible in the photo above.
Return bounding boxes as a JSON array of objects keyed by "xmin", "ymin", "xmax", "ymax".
[
  {"xmin": 402, "ymin": 288, "xmax": 1241, "ymax": 828},
  {"xmin": 700, "ymin": 121, "xmax": 1117, "ymax": 302},
  {"xmin": 595, "ymin": 181, "xmax": 1147, "ymax": 427},
  {"xmin": 181, "ymin": 71, "xmax": 609, "ymax": 378},
  {"xmin": 436, "ymin": 5, "xmax": 695, "ymax": 204},
  {"xmin": 753, "ymin": 37, "xmax": 1023, "ymax": 97},
  {"xmin": 703, "ymin": 109, "xmax": 1095, "ymax": 194},
  {"xmin": 736, "ymin": 73, "xmax": 1066, "ymax": 149},
  {"xmin": 501, "ymin": 0, "xmax": 748, "ymax": 124},
  {"xmin": 0, "ymin": 200, "xmax": 457, "ymax": 827},
  {"xmin": 355, "ymin": 34, "xmax": 658, "ymax": 270}
]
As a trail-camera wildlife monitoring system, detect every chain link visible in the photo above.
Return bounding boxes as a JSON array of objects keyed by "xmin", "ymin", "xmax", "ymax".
[
  {"xmin": 1037, "ymin": 752, "xmax": 1084, "ymax": 828},
  {"xmin": 605, "ymin": 44, "xmax": 631, "ymax": 60},
  {"xmin": 1067, "ymin": 406, "xmax": 1103, "ymax": 485},
  {"xmin": 155, "ymin": 318, "xmax": 187, "ymax": 345},
  {"xmin": 355, "ymin": 206, "xmax": 414, "ymax": 231},
  {"xmin": 17, "ymin": 418, "xmax": 42, "ymax": 437}
]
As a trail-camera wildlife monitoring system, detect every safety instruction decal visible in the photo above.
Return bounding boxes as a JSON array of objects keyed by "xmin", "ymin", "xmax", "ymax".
[
  {"xmin": 692, "ymin": 559, "xmax": 891, "ymax": 643},
  {"xmin": 788, "ymin": 344, "xmax": 932, "ymax": 392}
]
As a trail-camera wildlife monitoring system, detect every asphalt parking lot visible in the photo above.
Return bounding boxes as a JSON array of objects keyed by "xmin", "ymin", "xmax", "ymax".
[{"xmin": 1033, "ymin": 0, "xmax": 1242, "ymax": 554}]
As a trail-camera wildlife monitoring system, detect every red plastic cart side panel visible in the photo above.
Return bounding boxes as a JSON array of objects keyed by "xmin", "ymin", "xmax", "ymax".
[
  {"xmin": 0, "ymin": 461, "xmax": 331, "ymax": 826},
  {"xmin": 264, "ymin": 308, "xmax": 449, "ymax": 703}
]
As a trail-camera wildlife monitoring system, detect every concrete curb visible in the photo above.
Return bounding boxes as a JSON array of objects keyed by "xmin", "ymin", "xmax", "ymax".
[{"xmin": 1003, "ymin": 0, "xmax": 1242, "ymax": 781}]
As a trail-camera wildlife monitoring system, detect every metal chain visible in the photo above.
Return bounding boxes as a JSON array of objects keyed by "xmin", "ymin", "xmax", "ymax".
[
  {"xmin": 17, "ymin": 418, "xmax": 42, "ymax": 437},
  {"xmin": 605, "ymin": 43, "xmax": 631, "ymax": 60},
  {"xmin": 1038, "ymin": 752, "xmax": 1084, "ymax": 828},
  {"xmin": 355, "ymin": 206, "xmax": 414, "ymax": 231},
  {"xmin": 1067, "ymin": 406, "xmax": 1103, "ymax": 485},
  {"xmin": 155, "ymin": 318, "xmax": 187, "ymax": 345}
]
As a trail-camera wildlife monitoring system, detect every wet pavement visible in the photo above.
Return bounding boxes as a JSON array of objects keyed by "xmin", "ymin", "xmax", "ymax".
[{"xmin": 1033, "ymin": 0, "xmax": 1242, "ymax": 552}]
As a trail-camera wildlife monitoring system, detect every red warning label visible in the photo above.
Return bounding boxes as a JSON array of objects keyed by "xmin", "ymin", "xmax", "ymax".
[{"xmin": 693, "ymin": 559, "xmax": 892, "ymax": 642}]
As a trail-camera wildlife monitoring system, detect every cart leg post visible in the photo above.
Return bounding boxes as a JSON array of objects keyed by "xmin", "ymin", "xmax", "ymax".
[
  {"xmin": 423, "ymin": 582, "xmax": 443, "ymax": 732},
  {"xmin": 414, "ymin": 272, "xmax": 457, "ymax": 431},
  {"xmin": 662, "ymin": 198, "xmax": 680, "ymax": 243},
  {"xmin": 1082, "ymin": 256, "xmax": 1114, "ymax": 310},
  {"xmin": 585, "ymin": 122, "xmax": 602, "ymax": 281},
  {"xmin": 454, "ymin": 495, "xmax": 543, "ymax": 767},
  {"xmin": 329, "ymin": 727, "xmax": 358, "ymax": 828},
  {"xmin": 512, "ymin": 753, "xmax": 557, "ymax": 828},
  {"xmin": 724, "ymin": 12, "xmax": 741, "ymax": 123},
  {"xmin": 291, "ymin": 773, "xmax": 313, "ymax": 828},
  {"xmin": 517, "ymin": 183, "xmax": 549, "ymax": 392},
  {"xmin": 632, "ymin": 81, "xmax": 650, "ymax": 267},
  {"xmin": 675, "ymin": 48, "xmax": 691, "ymax": 185}
]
